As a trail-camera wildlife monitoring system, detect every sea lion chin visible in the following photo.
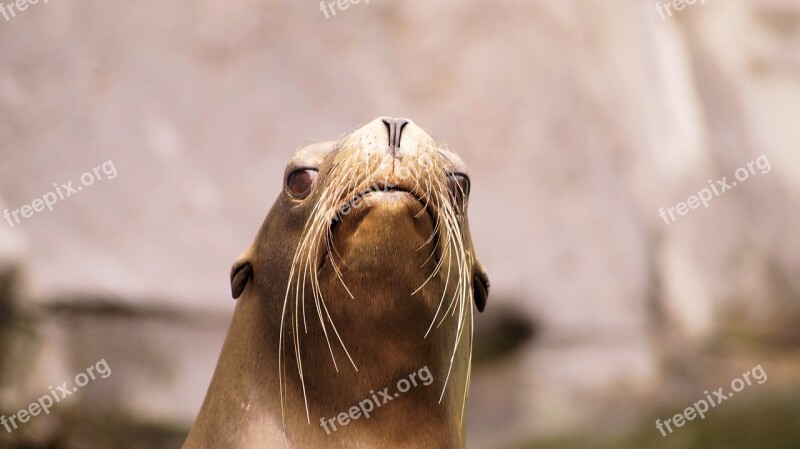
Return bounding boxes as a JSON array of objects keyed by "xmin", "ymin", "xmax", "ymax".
[
  {"xmin": 183, "ymin": 117, "xmax": 490, "ymax": 449},
  {"xmin": 325, "ymin": 191, "xmax": 435, "ymax": 274}
]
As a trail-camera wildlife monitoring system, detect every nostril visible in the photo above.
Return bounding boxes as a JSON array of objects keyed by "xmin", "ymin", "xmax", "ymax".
[{"xmin": 381, "ymin": 117, "xmax": 410, "ymax": 155}]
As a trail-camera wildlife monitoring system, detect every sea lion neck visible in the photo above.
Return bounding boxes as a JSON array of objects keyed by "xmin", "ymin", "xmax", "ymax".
[{"xmin": 186, "ymin": 284, "xmax": 466, "ymax": 449}]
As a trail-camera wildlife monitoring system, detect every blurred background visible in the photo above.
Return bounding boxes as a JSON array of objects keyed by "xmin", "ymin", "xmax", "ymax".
[{"xmin": 0, "ymin": 0, "xmax": 799, "ymax": 448}]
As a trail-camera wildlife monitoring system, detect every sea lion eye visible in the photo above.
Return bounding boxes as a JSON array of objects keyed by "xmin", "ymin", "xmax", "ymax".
[
  {"xmin": 447, "ymin": 173, "xmax": 470, "ymax": 208},
  {"xmin": 286, "ymin": 169, "xmax": 318, "ymax": 199}
]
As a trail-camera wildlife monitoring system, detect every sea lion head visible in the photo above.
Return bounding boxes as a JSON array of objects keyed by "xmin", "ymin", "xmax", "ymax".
[
  {"xmin": 228, "ymin": 117, "xmax": 489, "ymax": 426},
  {"xmin": 185, "ymin": 118, "xmax": 490, "ymax": 448},
  {"xmin": 232, "ymin": 117, "xmax": 488, "ymax": 309}
]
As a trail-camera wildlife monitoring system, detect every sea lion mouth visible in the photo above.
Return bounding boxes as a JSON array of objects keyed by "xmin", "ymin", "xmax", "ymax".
[{"xmin": 318, "ymin": 185, "xmax": 440, "ymax": 272}]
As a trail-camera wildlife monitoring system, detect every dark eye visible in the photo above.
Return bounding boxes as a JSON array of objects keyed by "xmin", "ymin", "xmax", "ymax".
[
  {"xmin": 447, "ymin": 173, "xmax": 470, "ymax": 209},
  {"xmin": 286, "ymin": 169, "xmax": 318, "ymax": 199}
]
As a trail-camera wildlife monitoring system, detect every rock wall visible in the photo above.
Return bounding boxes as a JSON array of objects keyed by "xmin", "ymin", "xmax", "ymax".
[{"xmin": 0, "ymin": 0, "xmax": 798, "ymax": 447}]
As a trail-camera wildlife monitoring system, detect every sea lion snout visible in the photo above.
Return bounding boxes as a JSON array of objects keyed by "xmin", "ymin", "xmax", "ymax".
[{"xmin": 348, "ymin": 117, "xmax": 436, "ymax": 161}]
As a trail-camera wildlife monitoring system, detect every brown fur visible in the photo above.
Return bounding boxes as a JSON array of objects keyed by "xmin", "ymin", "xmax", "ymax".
[{"xmin": 183, "ymin": 118, "xmax": 489, "ymax": 449}]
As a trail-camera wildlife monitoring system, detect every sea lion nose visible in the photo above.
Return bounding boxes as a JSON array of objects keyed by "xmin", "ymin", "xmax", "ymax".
[{"xmin": 380, "ymin": 117, "xmax": 410, "ymax": 156}]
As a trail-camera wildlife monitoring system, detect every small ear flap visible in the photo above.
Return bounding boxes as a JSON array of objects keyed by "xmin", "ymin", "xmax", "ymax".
[
  {"xmin": 473, "ymin": 261, "xmax": 490, "ymax": 312},
  {"xmin": 230, "ymin": 248, "xmax": 254, "ymax": 300}
]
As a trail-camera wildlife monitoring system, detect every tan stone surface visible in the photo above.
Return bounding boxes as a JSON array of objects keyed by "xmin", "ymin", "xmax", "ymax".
[{"xmin": 0, "ymin": 0, "xmax": 798, "ymax": 446}]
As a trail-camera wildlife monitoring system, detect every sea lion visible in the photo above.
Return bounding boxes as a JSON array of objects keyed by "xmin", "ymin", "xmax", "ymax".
[{"xmin": 183, "ymin": 117, "xmax": 490, "ymax": 449}]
